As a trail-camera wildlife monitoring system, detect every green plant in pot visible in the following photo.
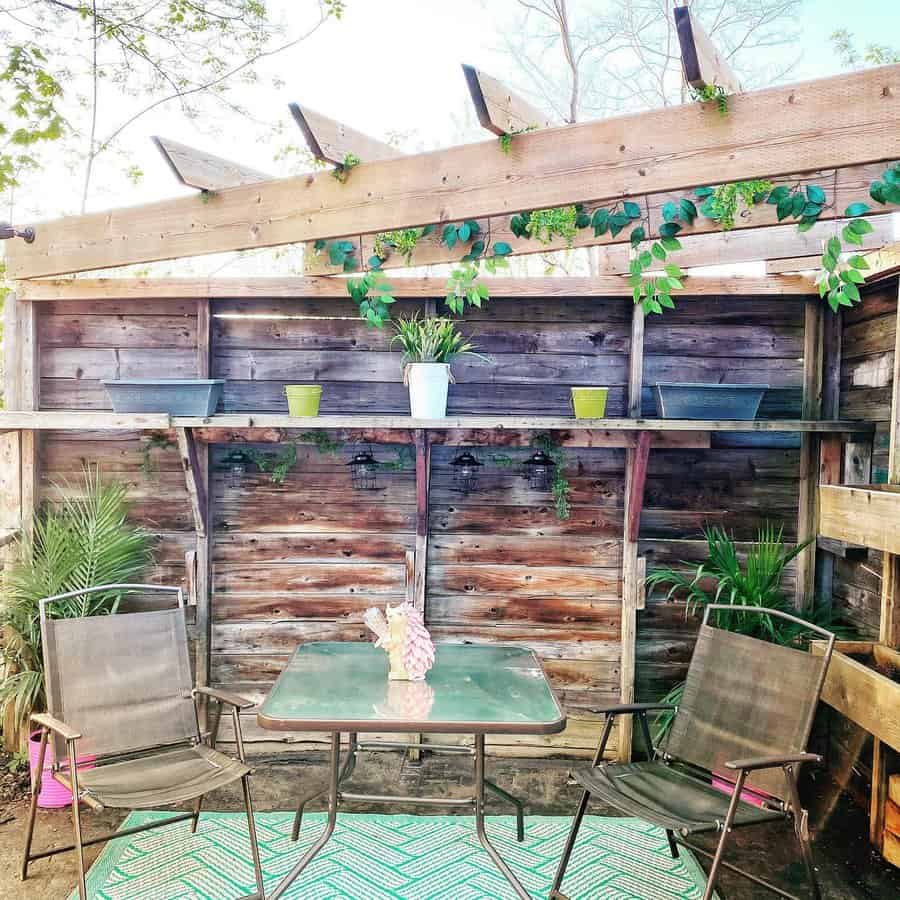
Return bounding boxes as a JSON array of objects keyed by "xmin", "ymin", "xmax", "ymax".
[
  {"xmin": 0, "ymin": 467, "xmax": 153, "ymax": 803},
  {"xmin": 391, "ymin": 314, "xmax": 486, "ymax": 418},
  {"xmin": 645, "ymin": 524, "xmax": 849, "ymax": 748}
]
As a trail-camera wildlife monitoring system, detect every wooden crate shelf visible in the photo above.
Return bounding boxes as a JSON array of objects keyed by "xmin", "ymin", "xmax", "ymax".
[
  {"xmin": 819, "ymin": 484, "xmax": 900, "ymax": 555},
  {"xmin": 812, "ymin": 641, "xmax": 900, "ymax": 753}
]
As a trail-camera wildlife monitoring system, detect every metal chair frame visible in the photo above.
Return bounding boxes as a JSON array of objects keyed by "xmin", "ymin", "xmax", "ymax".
[
  {"xmin": 21, "ymin": 584, "xmax": 265, "ymax": 900},
  {"xmin": 551, "ymin": 605, "xmax": 836, "ymax": 900}
]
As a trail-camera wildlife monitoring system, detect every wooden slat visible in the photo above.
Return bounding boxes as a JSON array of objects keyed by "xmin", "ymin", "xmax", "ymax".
[
  {"xmin": 413, "ymin": 429, "xmax": 430, "ymax": 614},
  {"xmin": 1, "ymin": 294, "xmax": 22, "ymax": 555},
  {"xmin": 674, "ymin": 6, "xmax": 742, "ymax": 94},
  {"xmin": 9, "ymin": 65, "xmax": 900, "ymax": 278},
  {"xmin": 16, "ymin": 275, "xmax": 818, "ymax": 301},
  {"xmin": 304, "ymin": 165, "xmax": 894, "ymax": 276},
  {"xmin": 462, "ymin": 64, "xmax": 556, "ymax": 135},
  {"xmin": 289, "ymin": 102, "xmax": 400, "ymax": 166},
  {"xmin": 152, "ymin": 136, "xmax": 270, "ymax": 191},
  {"xmin": 175, "ymin": 427, "xmax": 208, "ymax": 536}
]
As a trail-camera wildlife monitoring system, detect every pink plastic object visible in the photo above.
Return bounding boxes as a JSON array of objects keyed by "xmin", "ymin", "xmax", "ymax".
[
  {"xmin": 28, "ymin": 730, "xmax": 96, "ymax": 809},
  {"xmin": 711, "ymin": 773, "xmax": 773, "ymax": 809}
]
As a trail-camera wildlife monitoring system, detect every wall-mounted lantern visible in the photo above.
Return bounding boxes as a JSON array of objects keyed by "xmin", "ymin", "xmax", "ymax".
[
  {"xmin": 450, "ymin": 451, "xmax": 483, "ymax": 495},
  {"xmin": 219, "ymin": 448, "xmax": 253, "ymax": 489},
  {"xmin": 523, "ymin": 449, "xmax": 555, "ymax": 492},
  {"xmin": 347, "ymin": 448, "xmax": 381, "ymax": 491}
]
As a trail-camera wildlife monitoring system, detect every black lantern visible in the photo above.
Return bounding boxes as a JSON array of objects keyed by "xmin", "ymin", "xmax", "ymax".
[
  {"xmin": 450, "ymin": 451, "xmax": 483, "ymax": 495},
  {"xmin": 523, "ymin": 449, "xmax": 555, "ymax": 492},
  {"xmin": 347, "ymin": 448, "xmax": 380, "ymax": 491},
  {"xmin": 219, "ymin": 448, "xmax": 253, "ymax": 488}
]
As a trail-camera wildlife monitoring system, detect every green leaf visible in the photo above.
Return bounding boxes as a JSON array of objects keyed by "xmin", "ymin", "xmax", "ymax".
[
  {"xmin": 638, "ymin": 250, "xmax": 653, "ymax": 268},
  {"xmin": 658, "ymin": 294, "xmax": 676, "ymax": 309},
  {"xmin": 576, "ymin": 212, "xmax": 591, "ymax": 229},
  {"xmin": 665, "ymin": 263, "xmax": 683, "ymax": 278},
  {"xmin": 632, "ymin": 286, "xmax": 642, "ymax": 303},
  {"xmin": 818, "ymin": 278, "xmax": 828, "ymax": 299},
  {"xmin": 847, "ymin": 254, "xmax": 870, "ymax": 270},
  {"xmin": 776, "ymin": 197, "xmax": 793, "ymax": 221},
  {"xmin": 492, "ymin": 241, "xmax": 512, "ymax": 256},
  {"xmin": 870, "ymin": 181, "xmax": 887, "ymax": 204},
  {"xmin": 826, "ymin": 292, "xmax": 839, "ymax": 312},
  {"xmin": 805, "ymin": 184, "xmax": 826, "ymax": 204},
  {"xmin": 458, "ymin": 222, "xmax": 471, "ymax": 242},
  {"xmin": 767, "ymin": 185, "xmax": 790, "ymax": 204},
  {"xmin": 465, "ymin": 220, "xmax": 481, "ymax": 234},
  {"xmin": 842, "ymin": 225, "xmax": 862, "ymax": 245},
  {"xmin": 368, "ymin": 255, "xmax": 383, "ymax": 269},
  {"xmin": 849, "ymin": 218, "xmax": 874, "ymax": 235},
  {"xmin": 827, "ymin": 236, "xmax": 842, "ymax": 259},
  {"xmin": 797, "ymin": 218, "xmax": 816, "ymax": 233},
  {"xmin": 844, "ymin": 202, "xmax": 871, "ymax": 217},
  {"xmin": 658, "ymin": 221, "xmax": 683, "ymax": 238},
  {"xmin": 314, "ymin": 239, "xmax": 326, "ymax": 252},
  {"xmin": 667, "ymin": 277, "xmax": 684, "ymax": 291},
  {"xmin": 623, "ymin": 201, "xmax": 642, "ymax": 219},
  {"xmin": 662, "ymin": 201, "xmax": 679, "ymax": 223},
  {"xmin": 679, "ymin": 198, "xmax": 698, "ymax": 223},
  {"xmin": 660, "ymin": 236, "xmax": 682, "ymax": 252},
  {"xmin": 655, "ymin": 277, "xmax": 671, "ymax": 293},
  {"xmin": 843, "ymin": 281, "xmax": 861, "ymax": 302},
  {"xmin": 791, "ymin": 193, "xmax": 806, "ymax": 216},
  {"xmin": 609, "ymin": 212, "xmax": 630, "ymax": 237},
  {"xmin": 630, "ymin": 226, "xmax": 646, "ymax": 248},
  {"xmin": 694, "ymin": 186, "xmax": 714, "ymax": 198},
  {"xmin": 822, "ymin": 253, "xmax": 837, "ymax": 272},
  {"xmin": 420, "ymin": 224, "xmax": 436, "ymax": 237},
  {"xmin": 651, "ymin": 242, "xmax": 667, "ymax": 261},
  {"xmin": 846, "ymin": 268, "xmax": 866, "ymax": 284},
  {"xmin": 592, "ymin": 208, "xmax": 609, "ymax": 236},
  {"xmin": 801, "ymin": 202, "xmax": 823, "ymax": 219}
]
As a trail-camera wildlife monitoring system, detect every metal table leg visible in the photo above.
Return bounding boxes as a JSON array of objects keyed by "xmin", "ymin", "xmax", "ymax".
[
  {"xmin": 269, "ymin": 731, "xmax": 341, "ymax": 900},
  {"xmin": 291, "ymin": 732, "xmax": 358, "ymax": 841},
  {"xmin": 474, "ymin": 733, "xmax": 532, "ymax": 900}
]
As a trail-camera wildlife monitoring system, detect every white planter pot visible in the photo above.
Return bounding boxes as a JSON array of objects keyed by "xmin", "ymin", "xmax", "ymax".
[{"xmin": 406, "ymin": 363, "xmax": 450, "ymax": 418}]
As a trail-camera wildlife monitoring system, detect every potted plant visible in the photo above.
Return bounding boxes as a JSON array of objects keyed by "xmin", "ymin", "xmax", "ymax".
[
  {"xmin": 391, "ymin": 315, "xmax": 485, "ymax": 418},
  {"xmin": 0, "ymin": 467, "xmax": 153, "ymax": 807}
]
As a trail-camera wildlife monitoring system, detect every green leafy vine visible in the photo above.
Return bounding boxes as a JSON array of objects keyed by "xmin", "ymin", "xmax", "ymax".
[
  {"xmin": 689, "ymin": 83, "xmax": 729, "ymax": 116},
  {"xmin": 532, "ymin": 433, "xmax": 571, "ymax": 521},
  {"xmin": 332, "ymin": 152, "xmax": 360, "ymax": 183},
  {"xmin": 499, "ymin": 124, "xmax": 537, "ymax": 155},
  {"xmin": 346, "ymin": 271, "xmax": 396, "ymax": 328},
  {"xmin": 140, "ymin": 432, "xmax": 175, "ymax": 476}
]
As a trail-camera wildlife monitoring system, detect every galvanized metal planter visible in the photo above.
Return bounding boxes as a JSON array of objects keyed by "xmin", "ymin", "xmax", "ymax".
[
  {"xmin": 653, "ymin": 383, "xmax": 768, "ymax": 420},
  {"xmin": 103, "ymin": 379, "xmax": 225, "ymax": 416}
]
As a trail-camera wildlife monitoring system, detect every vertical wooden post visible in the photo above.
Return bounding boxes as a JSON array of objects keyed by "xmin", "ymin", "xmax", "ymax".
[
  {"xmin": 619, "ymin": 303, "xmax": 645, "ymax": 762},
  {"xmin": 1, "ymin": 293, "xmax": 22, "ymax": 552},
  {"xmin": 413, "ymin": 429, "xmax": 430, "ymax": 614},
  {"xmin": 795, "ymin": 300, "xmax": 823, "ymax": 607},
  {"xmin": 194, "ymin": 299, "xmax": 213, "ymax": 718},
  {"xmin": 816, "ymin": 310, "xmax": 843, "ymax": 608},
  {"xmin": 872, "ymin": 281, "xmax": 900, "ymax": 851}
]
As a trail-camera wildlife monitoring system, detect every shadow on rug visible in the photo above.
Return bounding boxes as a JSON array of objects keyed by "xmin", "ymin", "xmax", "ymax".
[{"xmin": 70, "ymin": 811, "xmax": 716, "ymax": 899}]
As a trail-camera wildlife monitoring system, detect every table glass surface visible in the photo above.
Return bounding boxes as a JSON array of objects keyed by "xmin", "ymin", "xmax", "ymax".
[{"xmin": 258, "ymin": 642, "xmax": 565, "ymax": 734}]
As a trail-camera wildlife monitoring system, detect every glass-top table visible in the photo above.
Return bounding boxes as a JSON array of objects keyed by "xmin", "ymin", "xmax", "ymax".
[{"xmin": 258, "ymin": 641, "xmax": 567, "ymax": 900}]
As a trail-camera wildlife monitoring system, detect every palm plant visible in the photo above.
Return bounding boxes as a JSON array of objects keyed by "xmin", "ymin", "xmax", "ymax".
[
  {"xmin": 645, "ymin": 524, "xmax": 847, "ymax": 743},
  {"xmin": 391, "ymin": 314, "xmax": 486, "ymax": 368},
  {"xmin": 0, "ymin": 467, "xmax": 153, "ymax": 745}
]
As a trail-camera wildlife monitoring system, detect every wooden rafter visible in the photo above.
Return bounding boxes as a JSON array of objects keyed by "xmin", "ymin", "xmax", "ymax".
[
  {"xmin": 15, "ymin": 274, "xmax": 817, "ymax": 301},
  {"xmin": 674, "ymin": 5, "xmax": 742, "ymax": 95},
  {"xmin": 8, "ymin": 65, "xmax": 900, "ymax": 279},
  {"xmin": 175, "ymin": 426, "xmax": 208, "ymax": 537},
  {"xmin": 289, "ymin": 102, "xmax": 401, "ymax": 167},
  {"xmin": 462, "ymin": 64, "xmax": 556, "ymax": 136},
  {"xmin": 152, "ymin": 136, "xmax": 270, "ymax": 191},
  {"xmin": 302, "ymin": 163, "xmax": 894, "ymax": 276}
]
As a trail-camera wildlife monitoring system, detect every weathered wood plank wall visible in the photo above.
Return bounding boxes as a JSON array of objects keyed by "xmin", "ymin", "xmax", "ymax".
[
  {"xmin": 33, "ymin": 291, "xmax": 805, "ymax": 756},
  {"xmin": 836, "ymin": 279, "xmax": 899, "ymax": 637}
]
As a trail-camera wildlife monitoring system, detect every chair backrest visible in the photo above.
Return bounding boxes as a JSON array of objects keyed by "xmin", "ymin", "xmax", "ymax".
[
  {"xmin": 664, "ymin": 605, "xmax": 835, "ymax": 800},
  {"xmin": 40, "ymin": 585, "xmax": 199, "ymax": 762}
]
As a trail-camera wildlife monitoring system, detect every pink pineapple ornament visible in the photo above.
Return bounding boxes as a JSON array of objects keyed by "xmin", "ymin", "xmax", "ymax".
[{"xmin": 364, "ymin": 602, "xmax": 435, "ymax": 681}]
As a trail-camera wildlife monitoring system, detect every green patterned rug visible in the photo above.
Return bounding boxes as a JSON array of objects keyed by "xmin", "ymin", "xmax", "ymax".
[{"xmin": 70, "ymin": 812, "xmax": 716, "ymax": 899}]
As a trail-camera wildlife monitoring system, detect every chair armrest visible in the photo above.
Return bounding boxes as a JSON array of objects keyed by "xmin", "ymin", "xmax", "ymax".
[
  {"xmin": 725, "ymin": 752, "xmax": 822, "ymax": 772},
  {"xmin": 595, "ymin": 702, "xmax": 677, "ymax": 716},
  {"xmin": 193, "ymin": 686, "xmax": 254, "ymax": 710},
  {"xmin": 31, "ymin": 712, "xmax": 81, "ymax": 742}
]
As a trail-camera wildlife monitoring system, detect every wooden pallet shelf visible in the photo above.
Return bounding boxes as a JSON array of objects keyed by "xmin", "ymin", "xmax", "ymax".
[
  {"xmin": 812, "ymin": 641, "xmax": 900, "ymax": 754},
  {"xmin": 0, "ymin": 411, "xmax": 876, "ymax": 434},
  {"xmin": 819, "ymin": 484, "xmax": 900, "ymax": 555}
]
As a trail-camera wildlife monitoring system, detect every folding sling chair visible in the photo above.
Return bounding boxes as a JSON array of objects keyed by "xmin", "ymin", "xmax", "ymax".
[
  {"xmin": 21, "ymin": 584, "xmax": 265, "ymax": 900},
  {"xmin": 551, "ymin": 604, "xmax": 836, "ymax": 900}
]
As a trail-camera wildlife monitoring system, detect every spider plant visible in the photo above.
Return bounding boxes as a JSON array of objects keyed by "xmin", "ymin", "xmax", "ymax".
[
  {"xmin": 0, "ymin": 467, "xmax": 153, "ymax": 745},
  {"xmin": 391, "ymin": 314, "xmax": 487, "ymax": 368},
  {"xmin": 645, "ymin": 523, "xmax": 849, "ymax": 743}
]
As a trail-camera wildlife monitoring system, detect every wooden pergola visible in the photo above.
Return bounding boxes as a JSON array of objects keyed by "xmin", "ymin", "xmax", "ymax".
[{"xmin": 2, "ymin": 11, "xmax": 900, "ymax": 853}]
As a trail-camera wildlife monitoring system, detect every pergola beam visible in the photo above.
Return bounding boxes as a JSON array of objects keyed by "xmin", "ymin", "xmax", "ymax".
[
  {"xmin": 7, "ymin": 64, "xmax": 900, "ymax": 279},
  {"xmin": 304, "ymin": 201, "xmax": 894, "ymax": 276},
  {"xmin": 674, "ymin": 6, "xmax": 742, "ymax": 94},
  {"xmin": 462, "ymin": 64, "xmax": 557, "ymax": 135},
  {"xmin": 15, "ymin": 274, "xmax": 816, "ymax": 302},
  {"xmin": 289, "ymin": 102, "xmax": 401, "ymax": 166},
  {"xmin": 152, "ymin": 136, "xmax": 270, "ymax": 191}
]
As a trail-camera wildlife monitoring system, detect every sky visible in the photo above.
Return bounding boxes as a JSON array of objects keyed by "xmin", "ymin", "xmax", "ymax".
[{"xmin": 5, "ymin": 0, "xmax": 899, "ymax": 274}]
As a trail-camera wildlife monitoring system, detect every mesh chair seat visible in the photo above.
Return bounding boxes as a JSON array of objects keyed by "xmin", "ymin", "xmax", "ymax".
[
  {"xmin": 572, "ymin": 761, "xmax": 784, "ymax": 835},
  {"xmin": 61, "ymin": 745, "xmax": 250, "ymax": 810}
]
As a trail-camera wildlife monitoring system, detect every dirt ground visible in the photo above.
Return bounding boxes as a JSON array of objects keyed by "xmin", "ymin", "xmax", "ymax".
[{"xmin": 1, "ymin": 749, "xmax": 898, "ymax": 899}]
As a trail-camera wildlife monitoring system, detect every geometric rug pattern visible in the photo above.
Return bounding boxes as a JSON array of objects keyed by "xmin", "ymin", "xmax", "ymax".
[{"xmin": 70, "ymin": 811, "xmax": 716, "ymax": 899}]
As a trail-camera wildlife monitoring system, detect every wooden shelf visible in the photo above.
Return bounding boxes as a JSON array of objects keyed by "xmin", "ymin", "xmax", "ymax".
[
  {"xmin": 0, "ymin": 411, "xmax": 876, "ymax": 434},
  {"xmin": 819, "ymin": 484, "xmax": 900, "ymax": 555},
  {"xmin": 812, "ymin": 641, "xmax": 900, "ymax": 753}
]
